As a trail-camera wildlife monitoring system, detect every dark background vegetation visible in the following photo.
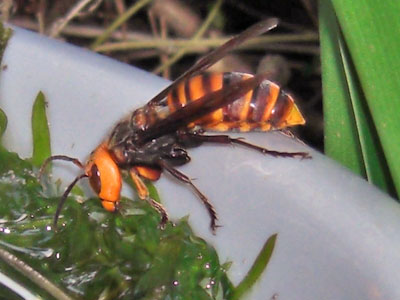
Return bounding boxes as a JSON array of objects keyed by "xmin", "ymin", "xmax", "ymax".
[{"xmin": 2, "ymin": 0, "xmax": 321, "ymax": 149}]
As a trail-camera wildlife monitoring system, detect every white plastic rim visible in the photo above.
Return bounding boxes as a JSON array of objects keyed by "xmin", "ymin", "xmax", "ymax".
[{"xmin": 1, "ymin": 26, "xmax": 400, "ymax": 299}]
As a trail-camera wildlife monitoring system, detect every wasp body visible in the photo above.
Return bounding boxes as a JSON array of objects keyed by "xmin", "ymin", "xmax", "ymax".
[{"xmin": 41, "ymin": 19, "xmax": 309, "ymax": 232}]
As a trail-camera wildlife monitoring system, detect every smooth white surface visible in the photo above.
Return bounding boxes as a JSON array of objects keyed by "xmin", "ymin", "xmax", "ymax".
[{"xmin": 1, "ymin": 26, "xmax": 400, "ymax": 299}]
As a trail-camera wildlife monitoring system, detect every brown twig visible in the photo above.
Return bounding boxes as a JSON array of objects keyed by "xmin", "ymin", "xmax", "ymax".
[{"xmin": 48, "ymin": 0, "xmax": 102, "ymax": 38}]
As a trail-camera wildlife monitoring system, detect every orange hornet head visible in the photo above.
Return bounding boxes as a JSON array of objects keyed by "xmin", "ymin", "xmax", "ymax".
[
  {"xmin": 39, "ymin": 142, "xmax": 122, "ymax": 228},
  {"xmin": 85, "ymin": 143, "xmax": 122, "ymax": 212}
]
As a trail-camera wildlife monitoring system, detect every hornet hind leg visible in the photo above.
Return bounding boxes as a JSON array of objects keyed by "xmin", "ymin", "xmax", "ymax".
[{"xmin": 179, "ymin": 131, "xmax": 311, "ymax": 159}]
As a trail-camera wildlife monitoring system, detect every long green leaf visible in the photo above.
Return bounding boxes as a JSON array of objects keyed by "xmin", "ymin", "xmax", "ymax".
[
  {"xmin": 338, "ymin": 37, "xmax": 394, "ymax": 193},
  {"xmin": 328, "ymin": 0, "xmax": 400, "ymax": 196},
  {"xmin": 319, "ymin": 1, "xmax": 365, "ymax": 175}
]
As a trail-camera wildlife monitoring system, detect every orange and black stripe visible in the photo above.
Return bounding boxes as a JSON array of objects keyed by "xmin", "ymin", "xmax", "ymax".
[{"xmin": 137, "ymin": 72, "xmax": 305, "ymax": 132}]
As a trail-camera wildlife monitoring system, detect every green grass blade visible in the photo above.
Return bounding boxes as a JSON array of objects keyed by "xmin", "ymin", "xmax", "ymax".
[
  {"xmin": 31, "ymin": 91, "xmax": 51, "ymax": 167},
  {"xmin": 329, "ymin": 0, "xmax": 400, "ymax": 196},
  {"xmin": 319, "ymin": 1, "xmax": 365, "ymax": 176},
  {"xmin": 231, "ymin": 234, "xmax": 277, "ymax": 300}
]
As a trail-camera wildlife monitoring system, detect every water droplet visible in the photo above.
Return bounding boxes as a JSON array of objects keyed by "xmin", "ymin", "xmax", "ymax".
[
  {"xmin": 46, "ymin": 225, "xmax": 52, "ymax": 231},
  {"xmin": 206, "ymin": 279, "xmax": 215, "ymax": 289},
  {"xmin": 172, "ymin": 280, "xmax": 179, "ymax": 286}
]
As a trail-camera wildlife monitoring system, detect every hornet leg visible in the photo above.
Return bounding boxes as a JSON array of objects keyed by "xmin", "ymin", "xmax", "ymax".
[
  {"xmin": 158, "ymin": 159, "xmax": 218, "ymax": 233},
  {"xmin": 129, "ymin": 168, "xmax": 168, "ymax": 228},
  {"xmin": 180, "ymin": 132, "xmax": 311, "ymax": 159}
]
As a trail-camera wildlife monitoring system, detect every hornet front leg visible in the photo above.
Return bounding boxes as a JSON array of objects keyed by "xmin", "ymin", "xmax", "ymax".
[{"xmin": 129, "ymin": 168, "xmax": 169, "ymax": 228}]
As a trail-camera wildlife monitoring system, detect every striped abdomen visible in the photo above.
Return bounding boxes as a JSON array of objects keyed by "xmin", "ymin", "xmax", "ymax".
[
  {"xmin": 132, "ymin": 72, "xmax": 305, "ymax": 132},
  {"xmin": 166, "ymin": 72, "xmax": 305, "ymax": 132}
]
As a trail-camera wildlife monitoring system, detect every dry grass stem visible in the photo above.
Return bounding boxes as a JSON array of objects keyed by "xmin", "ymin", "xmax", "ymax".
[
  {"xmin": 48, "ymin": 0, "xmax": 100, "ymax": 38},
  {"xmin": 10, "ymin": 17, "xmax": 152, "ymax": 40},
  {"xmin": 153, "ymin": 0, "xmax": 223, "ymax": 74},
  {"xmin": 91, "ymin": 0, "xmax": 153, "ymax": 49},
  {"xmin": 151, "ymin": 0, "xmax": 201, "ymax": 37},
  {"xmin": 94, "ymin": 33, "xmax": 319, "ymax": 54},
  {"xmin": 114, "ymin": 0, "xmax": 128, "ymax": 39}
]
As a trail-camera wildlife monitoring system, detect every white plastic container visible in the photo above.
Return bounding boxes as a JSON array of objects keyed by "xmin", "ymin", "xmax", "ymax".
[{"xmin": 1, "ymin": 26, "xmax": 400, "ymax": 299}]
